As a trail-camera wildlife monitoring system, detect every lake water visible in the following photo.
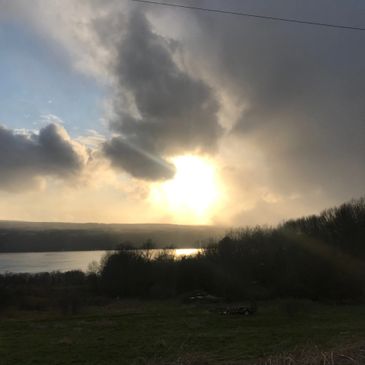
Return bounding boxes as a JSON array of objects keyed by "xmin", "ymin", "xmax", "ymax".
[{"xmin": 0, "ymin": 249, "xmax": 200, "ymax": 274}]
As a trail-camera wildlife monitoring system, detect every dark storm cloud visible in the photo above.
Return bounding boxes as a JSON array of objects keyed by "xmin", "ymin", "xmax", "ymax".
[
  {"xmin": 0, "ymin": 123, "xmax": 86, "ymax": 191},
  {"xmin": 103, "ymin": 11, "xmax": 222, "ymax": 180},
  {"xmin": 104, "ymin": 135, "xmax": 175, "ymax": 180},
  {"xmin": 183, "ymin": 0, "xmax": 365, "ymax": 202}
]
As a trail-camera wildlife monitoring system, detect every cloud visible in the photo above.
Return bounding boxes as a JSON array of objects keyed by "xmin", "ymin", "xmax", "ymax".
[
  {"xmin": 103, "ymin": 11, "xmax": 222, "ymax": 180},
  {"xmin": 2, "ymin": 0, "xmax": 365, "ymax": 224},
  {"xmin": 0, "ymin": 0, "xmax": 123, "ymax": 80},
  {"xmin": 104, "ymin": 136, "xmax": 175, "ymax": 181},
  {"xmin": 175, "ymin": 0, "xmax": 365, "ymax": 205},
  {"xmin": 40, "ymin": 114, "xmax": 65, "ymax": 125},
  {"xmin": 76, "ymin": 129, "xmax": 106, "ymax": 149},
  {"xmin": 2, "ymin": 2, "xmax": 223, "ymax": 181},
  {"xmin": 0, "ymin": 123, "xmax": 88, "ymax": 191}
]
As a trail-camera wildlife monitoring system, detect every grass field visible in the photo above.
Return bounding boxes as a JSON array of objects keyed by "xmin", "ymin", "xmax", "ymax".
[{"xmin": 0, "ymin": 300, "xmax": 364, "ymax": 365}]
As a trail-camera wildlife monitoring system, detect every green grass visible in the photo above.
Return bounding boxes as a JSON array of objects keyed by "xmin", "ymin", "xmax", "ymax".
[{"xmin": 0, "ymin": 300, "xmax": 364, "ymax": 365}]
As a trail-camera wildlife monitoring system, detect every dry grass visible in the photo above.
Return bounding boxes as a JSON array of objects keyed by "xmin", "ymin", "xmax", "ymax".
[
  {"xmin": 140, "ymin": 343, "xmax": 365, "ymax": 365},
  {"xmin": 253, "ymin": 343, "xmax": 365, "ymax": 365}
]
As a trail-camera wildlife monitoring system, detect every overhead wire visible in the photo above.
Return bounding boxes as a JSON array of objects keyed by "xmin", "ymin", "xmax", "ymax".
[{"xmin": 131, "ymin": 0, "xmax": 365, "ymax": 32}]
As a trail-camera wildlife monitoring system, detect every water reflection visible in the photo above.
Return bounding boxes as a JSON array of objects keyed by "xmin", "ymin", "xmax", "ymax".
[
  {"xmin": 174, "ymin": 248, "xmax": 201, "ymax": 257},
  {"xmin": 0, "ymin": 249, "xmax": 200, "ymax": 274}
]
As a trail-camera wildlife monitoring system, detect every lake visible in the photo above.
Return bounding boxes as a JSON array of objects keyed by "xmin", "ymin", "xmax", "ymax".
[{"xmin": 0, "ymin": 249, "xmax": 200, "ymax": 274}]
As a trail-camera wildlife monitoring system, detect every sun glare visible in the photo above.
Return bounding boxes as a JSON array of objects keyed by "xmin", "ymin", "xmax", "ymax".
[{"xmin": 150, "ymin": 155, "xmax": 221, "ymax": 223}]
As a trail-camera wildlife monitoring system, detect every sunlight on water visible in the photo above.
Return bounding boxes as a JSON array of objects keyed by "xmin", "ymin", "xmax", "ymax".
[{"xmin": 174, "ymin": 248, "xmax": 201, "ymax": 257}]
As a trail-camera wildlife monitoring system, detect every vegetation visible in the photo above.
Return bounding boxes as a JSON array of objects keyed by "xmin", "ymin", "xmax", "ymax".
[
  {"xmin": 98, "ymin": 197, "xmax": 365, "ymax": 303},
  {"xmin": 0, "ymin": 300, "xmax": 364, "ymax": 365},
  {"xmin": 1, "ymin": 198, "xmax": 364, "ymax": 312},
  {"xmin": 0, "ymin": 198, "xmax": 365, "ymax": 364}
]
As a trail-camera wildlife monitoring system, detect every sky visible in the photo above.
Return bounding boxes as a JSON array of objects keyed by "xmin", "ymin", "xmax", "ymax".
[{"xmin": 0, "ymin": 0, "xmax": 364, "ymax": 225}]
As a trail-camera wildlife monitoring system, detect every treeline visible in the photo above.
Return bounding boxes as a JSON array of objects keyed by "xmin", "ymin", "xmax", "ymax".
[
  {"xmin": 282, "ymin": 197, "xmax": 365, "ymax": 259},
  {"xmin": 0, "ymin": 271, "xmax": 101, "ymax": 313},
  {"xmin": 1, "ymin": 198, "xmax": 364, "ymax": 312},
  {"xmin": 99, "ymin": 198, "xmax": 365, "ymax": 302}
]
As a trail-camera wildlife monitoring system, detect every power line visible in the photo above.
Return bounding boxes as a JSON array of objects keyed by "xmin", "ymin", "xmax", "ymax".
[{"xmin": 131, "ymin": 0, "xmax": 365, "ymax": 32}]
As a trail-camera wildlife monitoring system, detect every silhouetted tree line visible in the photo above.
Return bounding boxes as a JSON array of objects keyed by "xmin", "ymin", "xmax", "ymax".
[
  {"xmin": 1, "ymin": 198, "xmax": 364, "ymax": 312},
  {"xmin": 98, "ymin": 198, "xmax": 365, "ymax": 302},
  {"xmin": 0, "ymin": 271, "xmax": 104, "ymax": 313},
  {"xmin": 282, "ymin": 197, "xmax": 365, "ymax": 258}
]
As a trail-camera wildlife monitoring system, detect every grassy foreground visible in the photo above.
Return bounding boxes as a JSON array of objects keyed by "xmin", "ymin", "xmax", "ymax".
[{"xmin": 0, "ymin": 301, "xmax": 364, "ymax": 365}]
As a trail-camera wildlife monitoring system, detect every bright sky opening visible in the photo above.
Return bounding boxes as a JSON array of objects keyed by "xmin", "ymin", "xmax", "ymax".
[{"xmin": 150, "ymin": 156, "xmax": 221, "ymax": 223}]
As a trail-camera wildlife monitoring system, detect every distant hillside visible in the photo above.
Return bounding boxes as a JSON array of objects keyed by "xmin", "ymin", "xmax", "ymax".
[{"xmin": 0, "ymin": 221, "xmax": 226, "ymax": 252}]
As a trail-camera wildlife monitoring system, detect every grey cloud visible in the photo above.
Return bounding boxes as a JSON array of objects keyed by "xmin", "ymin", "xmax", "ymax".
[
  {"xmin": 183, "ymin": 0, "xmax": 365, "ymax": 203},
  {"xmin": 0, "ymin": 123, "xmax": 87, "ymax": 191},
  {"xmin": 104, "ymin": 136, "xmax": 175, "ymax": 180},
  {"xmin": 103, "ymin": 10, "xmax": 222, "ymax": 180}
]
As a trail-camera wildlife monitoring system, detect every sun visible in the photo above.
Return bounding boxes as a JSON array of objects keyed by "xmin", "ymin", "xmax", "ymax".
[{"xmin": 150, "ymin": 155, "xmax": 221, "ymax": 223}]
